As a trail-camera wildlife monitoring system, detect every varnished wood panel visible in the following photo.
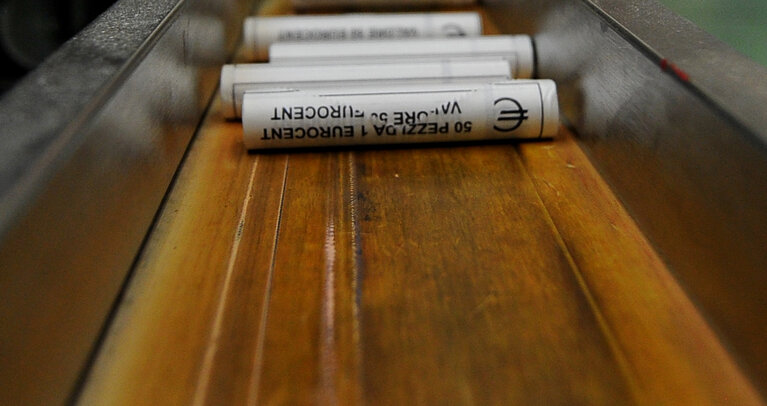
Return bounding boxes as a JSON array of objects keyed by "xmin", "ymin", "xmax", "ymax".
[
  {"xmin": 251, "ymin": 152, "xmax": 361, "ymax": 405},
  {"xmin": 353, "ymin": 145, "xmax": 632, "ymax": 405},
  {"xmin": 78, "ymin": 102, "xmax": 288, "ymax": 405},
  {"xmin": 516, "ymin": 134, "xmax": 763, "ymax": 405}
]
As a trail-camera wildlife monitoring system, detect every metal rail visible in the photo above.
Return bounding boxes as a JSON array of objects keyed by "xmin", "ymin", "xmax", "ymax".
[
  {"xmin": 0, "ymin": 0, "xmax": 251, "ymax": 404},
  {"xmin": 486, "ymin": 0, "xmax": 767, "ymax": 394}
]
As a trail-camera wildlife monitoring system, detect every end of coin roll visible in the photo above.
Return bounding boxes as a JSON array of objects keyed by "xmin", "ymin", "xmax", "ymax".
[
  {"xmin": 539, "ymin": 79, "xmax": 560, "ymax": 138},
  {"xmin": 219, "ymin": 65, "xmax": 237, "ymax": 119},
  {"xmin": 511, "ymin": 35, "xmax": 535, "ymax": 80}
]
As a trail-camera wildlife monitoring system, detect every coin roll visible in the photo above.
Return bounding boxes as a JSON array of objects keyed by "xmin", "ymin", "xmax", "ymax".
[
  {"xmin": 244, "ymin": 12, "xmax": 482, "ymax": 61},
  {"xmin": 219, "ymin": 59, "xmax": 513, "ymax": 119},
  {"xmin": 292, "ymin": 0, "xmax": 477, "ymax": 12},
  {"xmin": 268, "ymin": 35, "xmax": 535, "ymax": 79},
  {"xmin": 241, "ymin": 80, "xmax": 559, "ymax": 150}
]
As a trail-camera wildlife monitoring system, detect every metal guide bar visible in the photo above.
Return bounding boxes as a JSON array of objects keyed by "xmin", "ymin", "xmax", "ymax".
[
  {"xmin": 485, "ymin": 0, "xmax": 767, "ymax": 395},
  {"xmin": 0, "ymin": 0, "xmax": 251, "ymax": 404}
]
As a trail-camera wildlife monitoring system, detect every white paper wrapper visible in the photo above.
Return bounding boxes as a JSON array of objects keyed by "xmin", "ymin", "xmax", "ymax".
[
  {"xmin": 244, "ymin": 12, "xmax": 482, "ymax": 61},
  {"xmin": 268, "ymin": 35, "xmax": 535, "ymax": 79},
  {"xmin": 291, "ymin": 0, "xmax": 477, "ymax": 12},
  {"xmin": 219, "ymin": 59, "xmax": 513, "ymax": 119},
  {"xmin": 241, "ymin": 80, "xmax": 559, "ymax": 150}
]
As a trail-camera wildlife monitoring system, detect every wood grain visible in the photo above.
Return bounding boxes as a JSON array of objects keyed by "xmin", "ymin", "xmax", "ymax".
[
  {"xmin": 516, "ymin": 133, "xmax": 764, "ymax": 405},
  {"xmin": 76, "ymin": 3, "xmax": 764, "ymax": 406},
  {"xmin": 77, "ymin": 100, "xmax": 288, "ymax": 405},
  {"xmin": 353, "ymin": 145, "xmax": 633, "ymax": 405},
  {"xmin": 250, "ymin": 152, "xmax": 362, "ymax": 405}
]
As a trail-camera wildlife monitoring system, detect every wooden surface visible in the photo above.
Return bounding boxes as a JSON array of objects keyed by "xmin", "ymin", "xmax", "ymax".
[{"xmin": 77, "ymin": 3, "xmax": 764, "ymax": 405}]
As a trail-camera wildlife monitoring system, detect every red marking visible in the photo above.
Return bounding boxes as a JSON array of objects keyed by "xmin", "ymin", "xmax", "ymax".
[
  {"xmin": 671, "ymin": 64, "xmax": 690, "ymax": 82},
  {"xmin": 660, "ymin": 58, "xmax": 690, "ymax": 82}
]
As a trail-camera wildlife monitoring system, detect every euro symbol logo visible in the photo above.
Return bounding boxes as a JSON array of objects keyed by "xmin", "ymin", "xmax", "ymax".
[
  {"xmin": 493, "ymin": 97, "xmax": 528, "ymax": 132},
  {"xmin": 441, "ymin": 23, "xmax": 466, "ymax": 37}
]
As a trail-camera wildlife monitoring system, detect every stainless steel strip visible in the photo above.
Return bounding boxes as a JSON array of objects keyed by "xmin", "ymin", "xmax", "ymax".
[
  {"xmin": 0, "ymin": 0, "xmax": 251, "ymax": 404},
  {"xmin": 486, "ymin": 0, "xmax": 767, "ymax": 395}
]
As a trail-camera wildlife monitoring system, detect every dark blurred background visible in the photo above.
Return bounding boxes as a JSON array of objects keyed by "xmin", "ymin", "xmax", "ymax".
[{"xmin": 0, "ymin": 0, "xmax": 117, "ymax": 95}]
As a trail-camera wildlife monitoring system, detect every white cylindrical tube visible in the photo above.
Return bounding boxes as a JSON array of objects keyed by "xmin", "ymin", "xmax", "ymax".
[
  {"xmin": 269, "ymin": 35, "xmax": 535, "ymax": 79},
  {"xmin": 220, "ymin": 59, "xmax": 513, "ymax": 119},
  {"xmin": 243, "ymin": 12, "xmax": 482, "ymax": 61},
  {"xmin": 292, "ymin": 0, "xmax": 477, "ymax": 12},
  {"xmin": 241, "ymin": 80, "xmax": 559, "ymax": 150}
]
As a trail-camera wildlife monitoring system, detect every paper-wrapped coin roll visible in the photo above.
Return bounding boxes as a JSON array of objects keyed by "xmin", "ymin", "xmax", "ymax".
[
  {"xmin": 241, "ymin": 80, "xmax": 559, "ymax": 150},
  {"xmin": 292, "ymin": 0, "xmax": 477, "ymax": 12},
  {"xmin": 268, "ymin": 35, "xmax": 535, "ymax": 79},
  {"xmin": 220, "ymin": 59, "xmax": 513, "ymax": 119},
  {"xmin": 244, "ymin": 12, "xmax": 482, "ymax": 61}
]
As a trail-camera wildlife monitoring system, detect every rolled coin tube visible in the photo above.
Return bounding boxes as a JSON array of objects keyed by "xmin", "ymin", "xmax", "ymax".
[
  {"xmin": 292, "ymin": 0, "xmax": 477, "ymax": 12},
  {"xmin": 268, "ymin": 35, "xmax": 535, "ymax": 79},
  {"xmin": 220, "ymin": 59, "xmax": 513, "ymax": 119},
  {"xmin": 244, "ymin": 12, "xmax": 482, "ymax": 61},
  {"xmin": 241, "ymin": 80, "xmax": 559, "ymax": 150}
]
